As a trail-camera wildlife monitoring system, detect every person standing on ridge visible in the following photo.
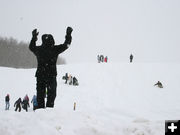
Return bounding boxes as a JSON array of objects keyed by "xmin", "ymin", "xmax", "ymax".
[
  {"xmin": 104, "ymin": 56, "xmax": 108, "ymax": 63},
  {"xmin": 130, "ymin": 54, "xmax": 133, "ymax": 63},
  {"xmin": 5, "ymin": 94, "xmax": 10, "ymax": 110},
  {"xmin": 29, "ymin": 27, "xmax": 73, "ymax": 109}
]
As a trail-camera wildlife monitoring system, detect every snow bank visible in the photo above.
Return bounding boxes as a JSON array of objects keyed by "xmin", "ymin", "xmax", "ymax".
[{"xmin": 0, "ymin": 63, "xmax": 180, "ymax": 135}]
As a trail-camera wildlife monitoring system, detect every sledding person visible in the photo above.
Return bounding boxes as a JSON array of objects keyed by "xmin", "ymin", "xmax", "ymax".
[
  {"xmin": 73, "ymin": 77, "xmax": 79, "ymax": 86},
  {"xmin": 63, "ymin": 73, "xmax": 69, "ymax": 84},
  {"xmin": 154, "ymin": 81, "xmax": 163, "ymax": 88},
  {"xmin": 68, "ymin": 74, "xmax": 73, "ymax": 85},
  {"xmin": 29, "ymin": 27, "xmax": 73, "ymax": 109},
  {"xmin": 31, "ymin": 95, "xmax": 38, "ymax": 111},
  {"xmin": 130, "ymin": 54, "xmax": 133, "ymax": 63},
  {"xmin": 5, "ymin": 94, "xmax": 10, "ymax": 110},
  {"xmin": 14, "ymin": 98, "xmax": 22, "ymax": 112}
]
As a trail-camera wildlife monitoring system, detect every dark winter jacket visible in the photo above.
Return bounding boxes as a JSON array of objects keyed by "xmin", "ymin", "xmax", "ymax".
[
  {"xmin": 65, "ymin": 73, "xmax": 68, "ymax": 79},
  {"xmin": 29, "ymin": 34, "xmax": 72, "ymax": 78},
  {"xmin": 14, "ymin": 98, "xmax": 22, "ymax": 107},
  {"xmin": 5, "ymin": 95, "xmax": 10, "ymax": 102},
  {"xmin": 154, "ymin": 81, "xmax": 163, "ymax": 88},
  {"xmin": 130, "ymin": 54, "xmax": 133, "ymax": 60},
  {"xmin": 22, "ymin": 99, "xmax": 30, "ymax": 109}
]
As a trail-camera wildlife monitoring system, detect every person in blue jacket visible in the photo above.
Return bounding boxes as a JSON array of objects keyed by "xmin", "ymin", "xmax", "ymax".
[{"xmin": 31, "ymin": 95, "xmax": 38, "ymax": 111}]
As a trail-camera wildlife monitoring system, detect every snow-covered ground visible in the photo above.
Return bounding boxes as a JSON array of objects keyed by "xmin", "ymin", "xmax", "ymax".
[{"xmin": 0, "ymin": 62, "xmax": 180, "ymax": 135}]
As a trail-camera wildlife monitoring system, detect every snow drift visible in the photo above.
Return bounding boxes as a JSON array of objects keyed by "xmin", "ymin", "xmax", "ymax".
[{"xmin": 0, "ymin": 62, "xmax": 180, "ymax": 135}]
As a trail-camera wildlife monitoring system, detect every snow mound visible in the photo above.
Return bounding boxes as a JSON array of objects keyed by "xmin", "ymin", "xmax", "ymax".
[{"xmin": 0, "ymin": 63, "xmax": 180, "ymax": 135}]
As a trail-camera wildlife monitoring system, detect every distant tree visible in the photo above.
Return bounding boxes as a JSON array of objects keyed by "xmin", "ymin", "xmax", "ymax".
[{"xmin": 0, "ymin": 36, "xmax": 66, "ymax": 68}]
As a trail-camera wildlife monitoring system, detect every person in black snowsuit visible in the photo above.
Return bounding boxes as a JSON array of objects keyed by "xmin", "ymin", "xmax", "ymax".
[
  {"xmin": 154, "ymin": 81, "xmax": 163, "ymax": 88},
  {"xmin": 14, "ymin": 98, "xmax": 22, "ymax": 112},
  {"xmin": 130, "ymin": 54, "xmax": 133, "ymax": 63},
  {"xmin": 29, "ymin": 27, "xmax": 73, "ymax": 109},
  {"xmin": 64, "ymin": 73, "xmax": 68, "ymax": 84},
  {"xmin": 73, "ymin": 77, "xmax": 79, "ymax": 86}
]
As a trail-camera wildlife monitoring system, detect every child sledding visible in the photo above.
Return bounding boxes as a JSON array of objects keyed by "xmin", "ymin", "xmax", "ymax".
[{"xmin": 62, "ymin": 73, "xmax": 79, "ymax": 86}]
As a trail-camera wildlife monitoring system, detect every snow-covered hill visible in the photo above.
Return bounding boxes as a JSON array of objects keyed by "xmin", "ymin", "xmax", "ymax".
[{"xmin": 0, "ymin": 63, "xmax": 180, "ymax": 135}]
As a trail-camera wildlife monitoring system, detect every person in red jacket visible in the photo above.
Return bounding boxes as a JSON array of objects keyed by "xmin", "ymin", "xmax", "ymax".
[{"xmin": 104, "ymin": 56, "xmax": 108, "ymax": 63}]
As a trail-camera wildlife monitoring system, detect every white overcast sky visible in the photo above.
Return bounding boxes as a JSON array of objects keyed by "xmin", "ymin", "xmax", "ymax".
[{"xmin": 0, "ymin": 0, "xmax": 180, "ymax": 63}]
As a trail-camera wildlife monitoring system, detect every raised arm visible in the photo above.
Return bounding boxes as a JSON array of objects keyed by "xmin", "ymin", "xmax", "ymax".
[
  {"xmin": 56, "ymin": 27, "xmax": 73, "ymax": 54},
  {"xmin": 29, "ymin": 29, "xmax": 39, "ymax": 53}
]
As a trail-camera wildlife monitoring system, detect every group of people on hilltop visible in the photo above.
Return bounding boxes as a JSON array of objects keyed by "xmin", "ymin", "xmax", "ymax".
[
  {"xmin": 97, "ymin": 54, "xmax": 134, "ymax": 63},
  {"xmin": 62, "ymin": 73, "xmax": 79, "ymax": 86},
  {"xmin": 97, "ymin": 55, "xmax": 108, "ymax": 63},
  {"xmin": 4, "ymin": 94, "xmax": 38, "ymax": 112}
]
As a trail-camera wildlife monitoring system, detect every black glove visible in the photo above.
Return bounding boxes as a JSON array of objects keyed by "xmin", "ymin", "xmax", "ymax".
[
  {"xmin": 32, "ymin": 29, "xmax": 39, "ymax": 40},
  {"xmin": 65, "ymin": 27, "xmax": 73, "ymax": 44},
  {"xmin": 65, "ymin": 35, "xmax": 72, "ymax": 44},
  {"xmin": 66, "ymin": 27, "xmax": 73, "ymax": 35}
]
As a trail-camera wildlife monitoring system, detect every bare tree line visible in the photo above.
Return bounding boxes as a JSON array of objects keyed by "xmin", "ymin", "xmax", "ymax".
[{"xmin": 0, "ymin": 36, "xmax": 66, "ymax": 68}]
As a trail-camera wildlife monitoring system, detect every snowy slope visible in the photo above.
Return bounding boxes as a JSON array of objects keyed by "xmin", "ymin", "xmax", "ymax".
[{"xmin": 0, "ymin": 63, "xmax": 180, "ymax": 135}]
